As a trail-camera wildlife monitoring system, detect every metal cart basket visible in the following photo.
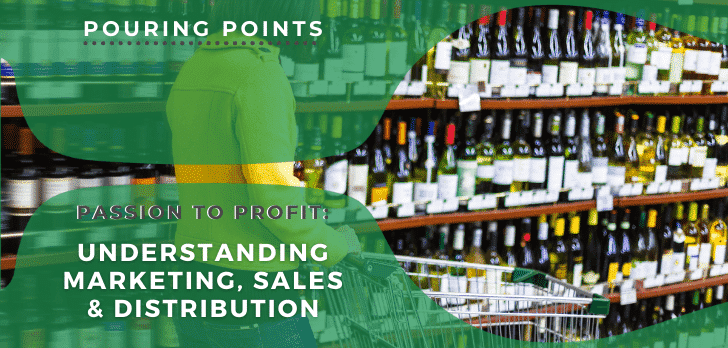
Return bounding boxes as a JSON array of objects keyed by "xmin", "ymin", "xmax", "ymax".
[{"xmin": 313, "ymin": 254, "xmax": 609, "ymax": 347}]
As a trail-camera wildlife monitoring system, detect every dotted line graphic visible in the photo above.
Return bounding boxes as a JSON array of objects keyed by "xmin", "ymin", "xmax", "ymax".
[{"xmin": 83, "ymin": 41, "xmax": 316, "ymax": 46}]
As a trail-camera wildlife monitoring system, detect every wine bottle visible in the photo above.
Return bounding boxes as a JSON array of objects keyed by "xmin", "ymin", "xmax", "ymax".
[
  {"xmin": 493, "ymin": 111, "xmax": 514, "ymax": 193},
  {"xmin": 431, "ymin": 224, "xmax": 450, "ymax": 292},
  {"xmin": 389, "ymin": 120, "xmax": 413, "ymax": 205},
  {"xmin": 592, "ymin": 110, "xmax": 609, "ymax": 186},
  {"xmin": 40, "ymin": 127, "xmax": 76, "ymax": 215},
  {"xmin": 659, "ymin": 205, "xmax": 675, "ymax": 275},
  {"xmin": 560, "ymin": 10, "xmax": 579, "ymax": 85},
  {"xmin": 625, "ymin": 15, "xmax": 648, "ymax": 80},
  {"xmin": 368, "ymin": 124, "xmax": 389, "ymax": 205},
  {"xmin": 562, "ymin": 110, "xmax": 579, "ymax": 189},
  {"xmin": 680, "ymin": 114, "xmax": 697, "ymax": 178},
  {"xmin": 608, "ymin": 111, "xmax": 627, "ymax": 187},
  {"xmin": 437, "ymin": 121, "xmax": 458, "ymax": 199},
  {"xmin": 324, "ymin": 116, "xmax": 349, "ymax": 208},
  {"xmin": 542, "ymin": 9, "xmax": 561, "ymax": 84},
  {"xmin": 718, "ymin": 106, "xmax": 728, "ymax": 178},
  {"xmin": 449, "ymin": 223, "xmax": 468, "ymax": 302},
  {"xmin": 528, "ymin": 110, "xmax": 547, "ymax": 190},
  {"xmin": 503, "ymin": 222, "xmax": 517, "ymax": 267},
  {"xmin": 342, "ymin": 0, "xmax": 366, "ymax": 85},
  {"xmin": 710, "ymin": 199, "xmax": 727, "ymax": 265},
  {"xmin": 465, "ymin": 222, "xmax": 486, "ymax": 278},
  {"xmin": 535, "ymin": 215, "xmax": 551, "ymax": 274},
  {"xmin": 619, "ymin": 209, "xmax": 633, "ymax": 280},
  {"xmin": 546, "ymin": 112, "xmax": 565, "ymax": 192},
  {"xmin": 568, "ymin": 215, "xmax": 584, "ymax": 287},
  {"xmin": 690, "ymin": 113, "xmax": 708, "ymax": 179},
  {"xmin": 512, "ymin": 111, "xmax": 531, "ymax": 191},
  {"xmin": 518, "ymin": 218, "xmax": 535, "ymax": 269},
  {"xmin": 456, "ymin": 113, "xmax": 478, "ymax": 197},
  {"xmin": 695, "ymin": 15, "xmax": 715, "ymax": 80},
  {"xmin": 577, "ymin": 110, "xmax": 593, "ymax": 188},
  {"xmin": 490, "ymin": 9, "xmax": 511, "ymax": 86},
  {"xmin": 475, "ymin": 114, "xmax": 495, "ymax": 194},
  {"xmin": 584, "ymin": 209, "xmax": 602, "ymax": 285},
  {"xmin": 8, "ymin": 128, "xmax": 40, "ymax": 231},
  {"xmin": 527, "ymin": 7, "xmax": 545, "ymax": 86},
  {"xmin": 697, "ymin": 203, "xmax": 713, "ymax": 269},
  {"xmin": 653, "ymin": 114, "xmax": 669, "ymax": 183},
  {"xmin": 447, "ymin": 4, "xmax": 471, "ymax": 84},
  {"xmin": 625, "ymin": 112, "xmax": 641, "ymax": 183},
  {"xmin": 413, "ymin": 121, "xmax": 438, "ymax": 204},
  {"xmin": 704, "ymin": 109, "xmax": 718, "ymax": 179},
  {"xmin": 595, "ymin": 11, "xmax": 613, "ymax": 95},
  {"xmin": 469, "ymin": 6, "xmax": 492, "ymax": 84},
  {"xmin": 681, "ymin": 15, "xmax": 700, "ymax": 81},
  {"xmin": 550, "ymin": 217, "xmax": 568, "ymax": 281},
  {"xmin": 668, "ymin": 15, "xmax": 686, "ymax": 84},
  {"xmin": 509, "ymin": 7, "xmax": 528, "ymax": 85},
  {"xmin": 611, "ymin": 13, "xmax": 627, "ymax": 85},
  {"xmin": 667, "ymin": 113, "xmax": 688, "ymax": 179},
  {"xmin": 387, "ymin": 0, "xmax": 408, "ymax": 80},
  {"xmin": 347, "ymin": 117, "xmax": 370, "ymax": 205},
  {"xmin": 579, "ymin": 10, "xmax": 597, "ymax": 85},
  {"xmin": 673, "ymin": 203, "xmax": 688, "ymax": 272}
]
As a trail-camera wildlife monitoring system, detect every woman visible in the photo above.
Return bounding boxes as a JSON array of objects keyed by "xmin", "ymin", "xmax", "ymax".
[{"xmin": 165, "ymin": 0, "xmax": 360, "ymax": 346}]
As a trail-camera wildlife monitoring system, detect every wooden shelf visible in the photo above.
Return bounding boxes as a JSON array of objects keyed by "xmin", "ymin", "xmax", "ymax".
[
  {"xmin": 435, "ymin": 95, "xmax": 728, "ymax": 110},
  {"xmin": 605, "ymin": 274, "xmax": 728, "ymax": 303},
  {"xmin": 617, "ymin": 188, "xmax": 728, "ymax": 207},
  {"xmin": 4, "ymin": 95, "xmax": 728, "ymax": 117}
]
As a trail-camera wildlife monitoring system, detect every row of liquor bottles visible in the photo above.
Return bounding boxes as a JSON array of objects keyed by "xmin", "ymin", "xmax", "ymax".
[
  {"xmin": 416, "ymin": 5, "xmax": 728, "ymax": 99},
  {"xmin": 0, "ymin": 120, "xmax": 177, "ymax": 233},
  {"xmin": 9, "ymin": 1, "xmax": 728, "ymax": 104},
  {"xmin": 300, "ymin": 105, "xmax": 728, "ymax": 210},
  {"xmin": 388, "ymin": 201, "xmax": 727, "ymax": 289},
  {"xmin": 601, "ymin": 287, "xmax": 726, "ymax": 342}
]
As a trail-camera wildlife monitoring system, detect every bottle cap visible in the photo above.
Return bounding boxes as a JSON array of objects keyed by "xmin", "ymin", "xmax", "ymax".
[
  {"xmin": 648, "ymin": 210, "xmax": 657, "ymax": 228},
  {"xmin": 498, "ymin": 10, "xmax": 507, "ymax": 26},
  {"xmin": 548, "ymin": 9, "xmax": 559, "ymax": 29},
  {"xmin": 570, "ymin": 216, "xmax": 580, "ymax": 234},
  {"xmin": 589, "ymin": 209, "xmax": 598, "ymax": 226},
  {"xmin": 555, "ymin": 218, "xmax": 565, "ymax": 237},
  {"xmin": 446, "ymin": 124, "xmax": 455, "ymax": 145},
  {"xmin": 585, "ymin": 11, "xmax": 593, "ymax": 30}
]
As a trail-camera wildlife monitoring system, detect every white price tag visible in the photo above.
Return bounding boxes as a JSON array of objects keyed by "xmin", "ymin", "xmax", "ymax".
[
  {"xmin": 426, "ymin": 199, "xmax": 444, "ymax": 214},
  {"xmin": 665, "ymin": 271, "xmax": 686, "ymax": 284},
  {"xmin": 722, "ymin": 264, "xmax": 728, "ymax": 275},
  {"xmin": 710, "ymin": 266, "xmax": 722, "ymax": 278},
  {"xmin": 679, "ymin": 82, "xmax": 691, "ymax": 94},
  {"xmin": 692, "ymin": 80, "xmax": 703, "ymax": 93},
  {"xmin": 580, "ymin": 83, "xmax": 595, "ymax": 96},
  {"xmin": 631, "ymin": 183, "xmax": 644, "ymax": 196},
  {"xmin": 659, "ymin": 181, "xmax": 672, "ymax": 193},
  {"xmin": 568, "ymin": 189, "xmax": 580, "ymax": 202},
  {"xmin": 467, "ymin": 195, "xmax": 485, "ymax": 211},
  {"xmin": 535, "ymin": 84, "xmax": 551, "ymax": 97},
  {"xmin": 532, "ymin": 190, "xmax": 547, "ymax": 204},
  {"xmin": 690, "ymin": 178, "xmax": 700, "ymax": 191},
  {"xmin": 620, "ymin": 280, "xmax": 637, "ymax": 305},
  {"xmin": 596, "ymin": 187, "xmax": 613, "ymax": 212},
  {"xmin": 690, "ymin": 268, "xmax": 704, "ymax": 281},
  {"xmin": 638, "ymin": 81, "xmax": 656, "ymax": 94},
  {"xmin": 501, "ymin": 84, "xmax": 516, "ymax": 98},
  {"xmin": 504, "ymin": 193, "xmax": 519, "ymax": 207},
  {"xmin": 609, "ymin": 83, "xmax": 623, "ymax": 95},
  {"xmin": 442, "ymin": 198, "xmax": 460, "ymax": 212},
  {"xmin": 407, "ymin": 81, "xmax": 427, "ymax": 96},
  {"xmin": 551, "ymin": 83, "xmax": 564, "ymax": 97},
  {"xmin": 478, "ymin": 83, "xmax": 493, "ymax": 98},
  {"xmin": 483, "ymin": 194, "xmax": 498, "ymax": 209},
  {"xmin": 646, "ymin": 182, "xmax": 660, "ymax": 195},
  {"xmin": 643, "ymin": 274, "xmax": 665, "ymax": 288},
  {"xmin": 618, "ymin": 184, "xmax": 633, "ymax": 197},
  {"xmin": 458, "ymin": 88, "xmax": 481, "ymax": 112},
  {"xmin": 515, "ymin": 84, "xmax": 530, "ymax": 97},
  {"xmin": 367, "ymin": 205, "xmax": 389, "ymax": 219},
  {"xmin": 591, "ymin": 284, "xmax": 605, "ymax": 295},
  {"xmin": 566, "ymin": 84, "xmax": 581, "ymax": 96},
  {"xmin": 670, "ymin": 180, "xmax": 683, "ymax": 193},
  {"xmin": 520, "ymin": 191, "xmax": 534, "ymax": 205},
  {"xmin": 546, "ymin": 190, "xmax": 560, "ymax": 203},
  {"xmin": 446, "ymin": 83, "xmax": 465, "ymax": 98},
  {"xmin": 396, "ymin": 203, "xmax": 415, "ymax": 218},
  {"xmin": 581, "ymin": 187, "xmax": 594, "ymax": 200}
]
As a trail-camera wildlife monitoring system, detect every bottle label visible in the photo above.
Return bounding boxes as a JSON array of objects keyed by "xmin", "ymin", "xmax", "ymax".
[
  {"xmin": 643, "ymin": 261, "xmax": 658, "ymax": 279},
  {"xmin": 489, "ymin": 60, "xmax": 510, "ymax": 86},
  {"xmin": 493, "ymin": 159, "xmax": 514, "ymax": 185},
  {"xmin": 650, "ymin": 48, "xmax": 672, "ymax": 70},
  {"xmin": 476, "ymin": 164, "xmax": 494, "ymax": 179},
  {"xmin": 687, "ymin": 245, "xmax": 700, "ymax": 270},
  {"xmin": 626, "ymin": 43, "xmax": 648, "ymax": 64},
  {"xmin": 528, "ymin": 158, "xmax": 547, "ymax": 183},
  {"xmin": 293, "ymin": 63, "xmax": 320, "ymax": 82},
  {"xmin": 433, "ymin": 41, "xmax": 453, "ymax": 71},
  {"xmin": 611, "ymin": 67, "xmax": 627, "ymax": 83},
  {"xmin": 342, "ymin": 44, "xmax": 365, "ymax": 77},
  {"xmin": 683, "ymin": 49, "xmax": 698, "ymax": 72},
  {"xmin": 512, "ymin": 158, "xmax": 531, "ymax": 182},
  {"xmin": 703, "ymin": 158, "xmax": 718, "ymax": 179},
  {"xmin": 621, "ymin": 262, "xmax": 632, "ymax": 278},
  {"xmin": 469, "ymin": 59, "xmax": 490, "ymax": 83},
  {"xmin": 709, "ymin": 52, "xmax": 722, "ymax": 76},
  {"xmin": 591, "ymin": 157, "xmax": 608, "ymax": 184},
  {"xmin": 391, "ymin": 182, "xmax": 414, "ymax": 204},
  {"xmin": 572, "ymin": 263, "xmax": 583, "ymax": 287},
  {"xmin": 467, "ymin": 276, "xmax": 487, "ymax": 295},
  {"xmin": 546, "ymin": 156, "xmax": 565, "ymax": 191},
  {"xmin": 688, "ymin": 146, "xmax": 707, "ymax": 167},
  {"xmin": 654, "ymin": 165, "xmax": 668, "ymax": 183},
  {"xmin": 699, "ymin": 243, "xmax": 712, "ymax": 269},
  {"xmin": 642, "ymin": 65, "xmax": 658, "ymax": 82},
  {"xmin": 447, "ymin": 61, "xmax": 471, "ymax": 84},
  {"xmin": 324, "ymin": 160, "xmax": 348, "ymax": 194},
  {"xmin": 370, "ymin": 185, "xmax": 388, "ymax": 205},
  {"xmin": 577, "ymin": 68, "xmax": 596, "ymax": 84},
  {"xmin": 673, "ymin": 252, "xmax": 685, "ymax": 272},
  {"xmin": 696, "ymin": 51, "xmax": 714, "ymax": 74},
  {"xmin": 595, "ymin": 67, "xmax": 613, "ymax": 84},
  {"xmin": 414, "ymin": 182, "xmax": 438, "ymax": 202},
  {"xmin": 437, "ymin": 174, "xmax": 459, "ymax": 199},
  {"xmin": 323, "ymin": 58, "xmax": 344, "ymax": 81},
  {"xmin": 41, "ymin": 177, "xmax": 75, "ymax": 204},
  {"xmin": 364, "ymin": 42, "xmax": 387, "ymax": 77},
  {"xmin": 456, "ymin": 160, "xmax": 478, "ymax": 197},
  {"xmin": 7, "ymin": 179, "xmax": 39, "ymax": 209},
  {"xmin": 158, "ymin": 175, "xmax": 179, "ymax": 202},
  {"xmin": 607, "ymin": 165, "xmax": 626, "ymax": 187},
  {"xmin": 721, "ymin": 68, "xmax": 728, "ymax": 81},
  {"xmin": 668, "ymin": 147, "xmax": 689, "ymax": 166},
  {"xmin": 661, "ymin": 253, "xmax": 674, "ymax": 275},
  {"xmin": 541, "ymin": 64, "xmax": 559, "ymax": 84},
  {"xmin": 669, "ymin": 52, "xmax": 684, "ymax": 83},
  {"xmin": 562, "ymin": 160, "xmax": 580, "ymax": 189},
  {"xmin": 347, "ymin": 164, "xmax": 369, "ymax": 205},
  {"xmin": 715, "ymin": 245, "xmax": 726, "ymax": 265},
  {"xmin": 555, "ymin": 264, "xmax": 567, "ymax": 280},
  {"xmin": 558, "ymin": 62, "xmax": 578, "ymax": 85},
  {"xmin": 387, "ymin": 41, "xmax": 409, "ymax": 75}
]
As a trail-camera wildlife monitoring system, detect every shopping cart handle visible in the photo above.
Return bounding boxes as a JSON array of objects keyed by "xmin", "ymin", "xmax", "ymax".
[{"xmin": 342, "ymin": 254, "xmax": 400, "ymax": 280}]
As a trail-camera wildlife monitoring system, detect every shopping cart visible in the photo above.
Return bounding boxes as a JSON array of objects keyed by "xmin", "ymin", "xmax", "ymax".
[{"xmin": 311, "ymin": 253, "xmax": 609, "ymax": 347}]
